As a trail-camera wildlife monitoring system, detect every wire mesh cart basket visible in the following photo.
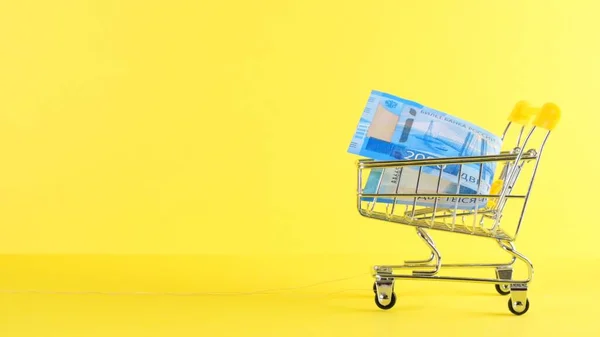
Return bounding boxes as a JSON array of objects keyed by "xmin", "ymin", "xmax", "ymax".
[{"xmin": 356, "ymin": 101, "xmax": 560, "ymax": 315}]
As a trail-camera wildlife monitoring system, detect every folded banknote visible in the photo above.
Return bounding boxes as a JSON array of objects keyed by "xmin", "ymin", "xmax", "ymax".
[{"xmin": 348, "ymin": 90, "xmax": 503, "ymax": 210}]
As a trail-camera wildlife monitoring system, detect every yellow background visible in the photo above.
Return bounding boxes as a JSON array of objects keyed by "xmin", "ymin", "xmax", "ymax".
[{"xmin": 0, "ymin": 0, "xmax": 599, "ymax": 336}]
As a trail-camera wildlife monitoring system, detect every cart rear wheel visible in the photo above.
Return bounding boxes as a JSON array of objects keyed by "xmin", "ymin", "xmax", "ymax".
[
  {"xmin": 495, "ymin": 284, "xmax": 510, "ymax": 296},
  {"xmin": 374, "ymin": 292, "xmax": 396, "ymax": 310},
  {"xmin": 508, "ymin": 298, "xmax": 530, "ymax": 315}
]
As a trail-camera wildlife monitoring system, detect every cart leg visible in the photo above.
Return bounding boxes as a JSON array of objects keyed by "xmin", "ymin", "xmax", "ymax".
[
  {"xmin": 412, "ymin": 228, "xmax": 442, "ymax": 276},
  {"xmin": 494, "ymin": 266, "xmax": 512, "ymax": 295},
  {"xmin": 497, "ymin": 240, "xmax": 532, "ymax": 315},
  {"xmin": 404, "ymin": 252, "xmax": 435, "ymax": 265},
  {"xmin": 401, "ymin": 228, "xmax": 437, "ymax": 267}
]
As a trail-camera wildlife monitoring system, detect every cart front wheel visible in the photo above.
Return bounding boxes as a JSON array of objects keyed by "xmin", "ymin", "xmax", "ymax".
[
  {"xmin": 495, "ymin": 284, "xmax": 510, "ymax": 296},
  {"xmin": 508, "ymin": 298, "xmax": 530, "ymax": 316},
  {"xmin": 374, "ymin": 292, "xmax": 396, "ymax": 310}
]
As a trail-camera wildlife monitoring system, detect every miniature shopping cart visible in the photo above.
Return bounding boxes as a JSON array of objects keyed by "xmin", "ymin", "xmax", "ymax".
[{"xmin": 356, "ymin": 101, "xmax": 560, "ymax": 316}]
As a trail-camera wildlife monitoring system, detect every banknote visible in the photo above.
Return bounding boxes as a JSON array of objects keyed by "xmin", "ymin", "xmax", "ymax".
[{"xmin": 348, "ymin": 90, "xmax": 503, "ymax": 210}]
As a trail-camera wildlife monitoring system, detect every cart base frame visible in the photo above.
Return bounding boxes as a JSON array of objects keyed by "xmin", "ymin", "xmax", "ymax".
[{"xmin": 371, "ymin": 227, "xmax": 533, "ymax": 315}]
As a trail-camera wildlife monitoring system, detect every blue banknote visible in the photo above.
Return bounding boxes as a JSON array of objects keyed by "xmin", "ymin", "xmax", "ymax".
[{"xmin": 348, "ymin": 90, "xmax": 503, "ymax": 210}]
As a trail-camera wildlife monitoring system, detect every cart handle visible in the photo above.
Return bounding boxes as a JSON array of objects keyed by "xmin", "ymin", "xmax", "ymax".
[
  {"xmin": 533, "ymin": 102, "xmax": 561, "ymax": 131},
  {"xmin": 508, "ymin": 101, "xmax": 539, "ymax": 125},
  {"xmin": 508, "ymin": 100, "xmax": 561, "ymax": 130}
]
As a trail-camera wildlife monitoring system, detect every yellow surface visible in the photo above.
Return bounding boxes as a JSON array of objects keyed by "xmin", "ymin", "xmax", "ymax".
[
  {"xmin": 0, "ymin": 0, "xmax": 599, "ymax": 335},
  {"xmin": 1, "ymin": 255, "xmax": 600, "ymax": 336}
]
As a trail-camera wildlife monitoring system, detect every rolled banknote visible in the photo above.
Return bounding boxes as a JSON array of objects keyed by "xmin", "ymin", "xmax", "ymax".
[{"xmin": 348, "ymin": 90, "xmax": 503, "ymax": 210}]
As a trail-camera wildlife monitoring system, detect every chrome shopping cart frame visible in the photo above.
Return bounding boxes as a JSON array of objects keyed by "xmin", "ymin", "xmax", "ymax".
[{"xmin": 356, "ymin": 101, "xmax": 560, "ymax": 315}]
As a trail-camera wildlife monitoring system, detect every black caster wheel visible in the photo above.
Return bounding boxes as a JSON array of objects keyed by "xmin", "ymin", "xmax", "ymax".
[
  {"xmin": 495, "ymin": 284, "xmax": 511, "ymax": 296},
  {"xmin": 374, "ymin": 292, "xmax": 397, "ymax": 310},
  {"xmin": 508, "ymin": 298, "xmax": 530, "ymax": 316}
]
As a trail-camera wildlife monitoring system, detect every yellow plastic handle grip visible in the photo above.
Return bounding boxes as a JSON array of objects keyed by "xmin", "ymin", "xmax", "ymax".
[
  {"xmin": 508, "ymin": 101, "xmax": 539, "ymax": 125},
  {"xmin": 532, "ymin": 102, "xmax": 561, "ymax": 131}
]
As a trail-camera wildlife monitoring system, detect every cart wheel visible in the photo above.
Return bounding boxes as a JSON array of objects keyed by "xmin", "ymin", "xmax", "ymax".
[
  {"xmin": 508, "ymin": 298, "xmax": 529, "ymax": 316},
  {"xmin": 374, "ymin": 292, "xmax": 397, "ymax": 310},
  {"xmin": 495, "ymin": 284, "xmax": 510, "ymax": 296}
]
